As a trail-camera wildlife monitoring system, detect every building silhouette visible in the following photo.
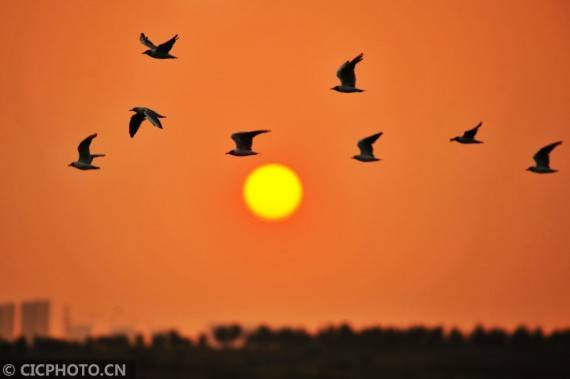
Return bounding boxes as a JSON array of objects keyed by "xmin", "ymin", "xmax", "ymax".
[
  {"xmin": 0, "ymin": 303, "xmax": 15, "ymax": 341},
  {"xmin": 21, "ymin": 300, "xmax": 50, "ymax": 341},
  {"xmin": 63, "ymin": 306, "xmax": 91, "ymax": 342}
]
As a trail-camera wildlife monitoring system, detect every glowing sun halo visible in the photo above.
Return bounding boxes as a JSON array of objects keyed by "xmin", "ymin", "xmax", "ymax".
[{"xmin": 243, "ymin": 163, "xmax": 303, "ymax": 221}]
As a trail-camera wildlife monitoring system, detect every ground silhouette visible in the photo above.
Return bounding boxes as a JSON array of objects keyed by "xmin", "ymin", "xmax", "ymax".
[{"xmin": 1, "ymin": 324, "xmax": 569, "ymax": 378}]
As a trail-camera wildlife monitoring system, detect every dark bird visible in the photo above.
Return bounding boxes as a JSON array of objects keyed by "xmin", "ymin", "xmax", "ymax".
[
  {"xmin": 129, "ymin": 107, "xmax": 166, "ymax": 138},
  {"xmin": 450, "ymin": 122, "xmax": 484, "ymax": 144},
  {"xmin": 527, "ymin": 141, "xmax": 562, "ymax": 173},
  {"xmin": 69, "ymin": 134, "xmax": 105, "ymax": 170},
  {"xmin": 226, "ymin": 130, "xmax": 270, "ymax": 156},
  {"xmin": 140, "ymin": 33, "xmax": 179, "ymax": 59},
  {"xmin": 353, "ymin": 132, "xmax": 382, "ymax": 162},
  {"xmin": 331, "ymin": 53, "xmax": 365, "ymax": 93}
]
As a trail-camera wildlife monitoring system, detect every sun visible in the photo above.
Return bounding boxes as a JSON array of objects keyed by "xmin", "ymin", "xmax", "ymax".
[{"xmin": 243, "ymin": 163, "xmax": 303, "ymax": 221}]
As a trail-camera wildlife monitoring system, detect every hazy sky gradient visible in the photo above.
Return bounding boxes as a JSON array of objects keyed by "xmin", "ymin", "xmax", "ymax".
[{"xmin": 1, "ymin": 0, "xmax": 569, "ymax": 336}]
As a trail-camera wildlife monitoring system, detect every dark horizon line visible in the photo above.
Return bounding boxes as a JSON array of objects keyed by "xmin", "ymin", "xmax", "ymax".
[{"xmin": 3, "ymin": 322, "xmax": 570, "ymax": 346}]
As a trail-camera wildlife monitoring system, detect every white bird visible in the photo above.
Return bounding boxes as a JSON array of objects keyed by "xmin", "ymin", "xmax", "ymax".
[
  {"xmin": 129, "ymin": 107, "xmax": 166, "ymax": 138},
  {"xmin": 527, "ymin": 141, "xmax": 562, "ymax": 174},
  {"xmin": 69, "ymin": 133, "xmax": 105, "ymax": 170},
  {"xmin": 450, "ymin": 122, "xmax": 483, "ymax": 144},
  {"xmin": 140, "ymin": 33, "xmax": 179, "ymax": 59},
  {"xmin": 226, "ymin": 130, "xmax": 270, "ymax": 156},
  {"xmin": 331, "ymin": 53, "xmax": 365, "ymax": 93},
  {"xmin": 353, "ymin": 132, "xmax": 382, "ymax": 162}
]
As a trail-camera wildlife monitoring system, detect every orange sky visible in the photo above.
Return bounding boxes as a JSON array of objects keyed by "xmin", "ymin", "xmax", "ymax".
[{"xmin": 1, "ymin": 0, "xmax": 569, "ymax": 336}]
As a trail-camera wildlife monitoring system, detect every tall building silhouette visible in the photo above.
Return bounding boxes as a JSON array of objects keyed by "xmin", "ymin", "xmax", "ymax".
[
  {"xmin": 21, "ymin": 300, "xmax": 50, "ymax": 341},
  {"xmin": 0, "ymin": 303, "xmax": 15, "ymax": 341}
]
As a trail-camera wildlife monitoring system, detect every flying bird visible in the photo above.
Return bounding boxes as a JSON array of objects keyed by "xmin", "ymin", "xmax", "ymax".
[
  {"xmin": 129, "ymin": 107, "xmax": 166, "ymax": 138},
  {"xmin": 353, "ymin": 132, "xmax": 382, "ymax": 162},
  {"xmin": 69, "ymin": 133, "xmax": 105, "ymax": 170},
  {"xmin": 140, "ymin": 33, "xmax": 179, "ymax": 59},
  {"xmin": 331, "ymin": 53, "xmax": 365, "ymax": 93},
  {"xmin": 450, "ymin": 122, "xmax": 484, "ymax": 144},
  {"xmin": 527, "ymin": 141, "xmax": 562, "ymax": 174},
  {"xmin": 226, "ymin": 130, "xmax": 270, "ymax": 156}
]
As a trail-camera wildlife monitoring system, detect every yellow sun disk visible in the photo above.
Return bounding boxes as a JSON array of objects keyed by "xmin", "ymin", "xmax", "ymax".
[{"xmin": 243, "ymin": 164, "xmax": 303, "ymax": 220}]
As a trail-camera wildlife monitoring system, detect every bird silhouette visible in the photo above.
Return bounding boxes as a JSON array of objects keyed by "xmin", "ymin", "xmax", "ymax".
[
  {"xmin": 129, "ymin": 107, "xmax": 166, "ymax": 138},
  {"xmin": 140, "ymin": 33, "xmax": 179, "ymax": 59},
  {"xmin": 331, "ymin": 53, "xmax": 365, "ymax": 93},
  {"xmin": 353, "ymin": 132, "xmax": 382, "ymax": 162},
  {"xmin": 450, "ymin": 122, "xmax": 484, "ymax": 144},
  {"xmin": 226, "ymin": 130, "xmax": 270, "ymax": 156},
  {"xmin": 69, "ymin": 133, "xmax": 105, "ymax": 170},
  {"xmin": 527, "ymin": 141, "xmax": 562, "ymax": 173}
]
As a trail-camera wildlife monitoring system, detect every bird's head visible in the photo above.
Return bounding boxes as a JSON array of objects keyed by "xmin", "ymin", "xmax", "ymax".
[
  {"xmin": 225, "ymin": 150, "xmax": 235, "ymax": 155},
  {"xmin": 142, "ymin": 50, "xmax": 151, "ymax": 56},
  {"xmin": 330, "ymin": 86, "xmax": 341, "ymax": 91},
  {"xmin": 129, "ymin": 108, "xmax": 136, "ymax": 112},
  {"xmin": 526, "ymin": 166, "xmax": 533, "ymax": 171},
  {"xmin": 68, "ymin": 162, "xmax": 75, "ymax": 167},
  {"xmin": 450, "ymin": 137, "xmax": 458, "ymax": 142},
  {"xmin": 351, "ymin": 155, "xmax": 359, "ymax": 160}
]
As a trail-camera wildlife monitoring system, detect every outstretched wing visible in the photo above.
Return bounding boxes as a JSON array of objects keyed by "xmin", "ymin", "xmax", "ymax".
[
  {"xmin": 336, "ymin": 53, "xmax": 363, "ymax": 87},
  {"xmin": 462, "ymin": 122, "xmax": 482, "ymax": 139},
  {"xmin": 357, "ymin": 132, "xmax": 382, "ymax": 156},
  {"xmin": 157, "ymin": 34, "xmax": 178, "ymax": 53},
  {"xmin": 77, "ymin": 133, "xmax": 97, "ymax": 162},
  {"xmin": 140, "ymin": 33, "xmax": 157, "ymax": 50},
  {"xmin": 533, "ymin": 141, "xmax": 562, "ymax": 168},
  {"xmin": 143, "ymin": 108, "xmax": 164, "ymax": 129},
  {"xmin": 129, "ymin": 113, "xmax": 146, "ymax": 138},
  {"xmin": 231, "ymin": 130, "xmax": 270, "ymax": 150}
]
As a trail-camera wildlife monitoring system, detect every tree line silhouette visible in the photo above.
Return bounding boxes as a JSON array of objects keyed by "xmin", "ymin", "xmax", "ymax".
[{"xmin": 1, "ymin": 324, "xmax": 569, "ymax": 378}]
